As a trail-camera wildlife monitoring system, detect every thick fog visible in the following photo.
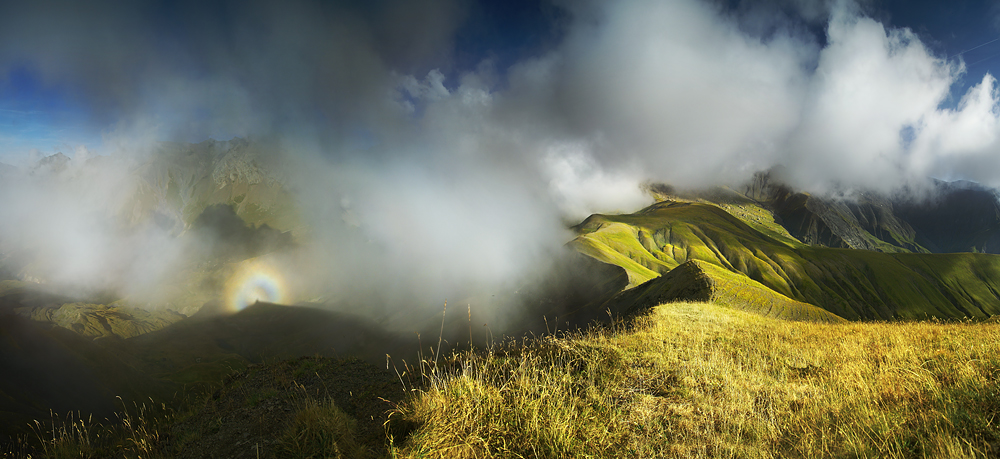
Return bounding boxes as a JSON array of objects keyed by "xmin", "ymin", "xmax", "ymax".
[{"xmin": 4, "ymin": 0, "xmax": 1000, "ymax": 328}]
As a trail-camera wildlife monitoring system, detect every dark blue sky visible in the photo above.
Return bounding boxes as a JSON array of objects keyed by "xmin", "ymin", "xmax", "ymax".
[{"xmin": 1, "ymin": 0, "xmax": 999, "ymax": 162}]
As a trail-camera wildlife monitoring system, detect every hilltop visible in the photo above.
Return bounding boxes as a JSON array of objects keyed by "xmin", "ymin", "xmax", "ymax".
[
  {"xmin": 392, "ymin": 301, "xmax": 1000, "ymax": 458},
  {"xmin": 603, "ymin": 259, "xmax": 844, "ymax": 323},
  {"xmin": 10, "ymin": 302, "xmax": 998, "ymax": 458}
]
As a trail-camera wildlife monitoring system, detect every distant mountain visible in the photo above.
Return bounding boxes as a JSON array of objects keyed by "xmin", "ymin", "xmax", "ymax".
[
  {"xmin": 123, "ymin": 138, "xmax": 302, "ymax": 234},
  {"xmin": 742, "ymin": 172, "xmax": 1000, "ymax": 255},
  {"xmin": 893, "ymin": 180, "xmax": 1000, "ymax": 253},
  {"xmin": 30, "ymin": 152, "xmax": 71, "ymax": 175},
  {"xmin": 0, "ymin": 161, "xmax": 18, "ymax": 178}
]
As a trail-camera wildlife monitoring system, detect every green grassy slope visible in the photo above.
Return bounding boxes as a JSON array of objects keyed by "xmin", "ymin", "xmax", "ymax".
[{"xmin": 572, "ymin": 200, "xmax": 1000, "ymax": 320}]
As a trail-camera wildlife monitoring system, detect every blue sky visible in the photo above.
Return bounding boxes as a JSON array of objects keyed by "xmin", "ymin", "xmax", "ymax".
[{"xmin": 0, "ymin": 65, "xmax": 101, "ymax": 160}]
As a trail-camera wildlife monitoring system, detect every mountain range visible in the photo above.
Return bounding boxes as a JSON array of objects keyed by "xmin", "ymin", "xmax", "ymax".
[{"xmin": 2, "ymin": 139, "xmax": 1000, "ymax": 442}]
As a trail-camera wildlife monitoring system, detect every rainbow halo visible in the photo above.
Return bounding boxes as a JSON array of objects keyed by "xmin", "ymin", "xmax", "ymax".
[{"xmin": 225, "ymin": 258, "xmax": 288, "ymax": 312}]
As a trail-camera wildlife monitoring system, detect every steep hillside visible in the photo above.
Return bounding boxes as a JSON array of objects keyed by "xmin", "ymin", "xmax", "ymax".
[
  {"xmin": 11, "ymin": 302, "xmax": 1000, "ymax": 458},
  {"xmin": 168, "ymin": 356, "xmax": 406, "ymax": 459},
  {"xmin": 0, "ymin": 301, "xmax": 411, "ymax": 439},
  {"xmin": 572, "ymin": 200, "xmax": 1000, "ymax": 320},
  {"xmin": 120, "ymin": 302, "xmax": 409, "ymax": 392},
  {"xmin": 0, "ymin": 280, "xmax": 188, "ymax": 338},
  {"xmin": 11, "ymin": 302, "xmax": 186, "ymax": 339},
  {"xmin": 0, "ymin": 314, "xmax": 172, "ymax": 440}
]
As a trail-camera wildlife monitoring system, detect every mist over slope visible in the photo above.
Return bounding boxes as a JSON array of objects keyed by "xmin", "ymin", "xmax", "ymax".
[
  {"xmin": 0, "ymin": 139, "xmax": 620, "ymax": 338},
  {"xmin": 8, "ymin": 0, "xmax": 1000, "ymax": 332}
]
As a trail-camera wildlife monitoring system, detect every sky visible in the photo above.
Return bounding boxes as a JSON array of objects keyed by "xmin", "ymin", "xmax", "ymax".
[
  {"xmin": 6, "ymin": 0, "xmax": 1000, "ymax": 327},
  {"xmin": 2, "ymin": 0, "xmax": 1000, "ymax": 191}
]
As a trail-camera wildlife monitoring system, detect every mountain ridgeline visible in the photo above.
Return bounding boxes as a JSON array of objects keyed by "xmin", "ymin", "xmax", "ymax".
[{"xmin": 576, "ymin": 178, "xmax": 1000, "ymax": 322}]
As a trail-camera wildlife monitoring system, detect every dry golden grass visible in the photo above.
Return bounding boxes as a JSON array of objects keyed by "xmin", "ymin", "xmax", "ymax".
[{"xmin": 393, "ymin": 302, "xmax": 1000, "ymax": 458}]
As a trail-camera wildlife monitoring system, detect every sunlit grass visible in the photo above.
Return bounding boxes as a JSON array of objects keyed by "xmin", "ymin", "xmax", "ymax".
[
  {"xmin": 393, "ymin": 302, "xmax": 1000, "ymax": 458},
  {"xmin": 7, "ymin": 301, "xmax": 999, "ymax": 458}
]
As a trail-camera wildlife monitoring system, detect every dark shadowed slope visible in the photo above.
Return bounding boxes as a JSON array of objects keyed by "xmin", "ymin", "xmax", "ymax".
[{"xmin": 0, "ymin": 314, "xmax": 172, "ymax": 440}]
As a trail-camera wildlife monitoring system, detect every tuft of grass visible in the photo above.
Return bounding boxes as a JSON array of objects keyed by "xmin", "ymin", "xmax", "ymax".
[
  {"xmin": 29, "ymin": 411, "xmax": 96, "ymax": 459},
  {"xmin": 115, "ymin": 397, "xmax": 170, "ymax": 459},
  {"xmin": 392, "ymin": 302, "xmax": 1000, "ymax": 458},
  {"xmin": 277, "ymin": 394, "xmax": 364, "ymax": 459}
]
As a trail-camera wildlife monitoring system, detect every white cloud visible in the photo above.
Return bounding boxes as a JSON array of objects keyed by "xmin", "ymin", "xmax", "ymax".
[
  {"xmin": 910, "ymin": 74, "xmax": 1000, "ymax": 185},
  {"xmin": 782, "ymin": 8, "xmax": 960, "ymax": 192},
  {"xmin": 544, "ymin": 0, "xmax": 810, "ymax": 188},
  {"xmin": 543, "ymin": 143, "xmax": 649, "ymax": 220}
]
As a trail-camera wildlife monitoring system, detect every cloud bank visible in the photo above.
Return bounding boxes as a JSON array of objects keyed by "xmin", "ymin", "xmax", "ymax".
[{"xmin": 4, "ymin": 0, "xmax": 1000, "ymax": 329}]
